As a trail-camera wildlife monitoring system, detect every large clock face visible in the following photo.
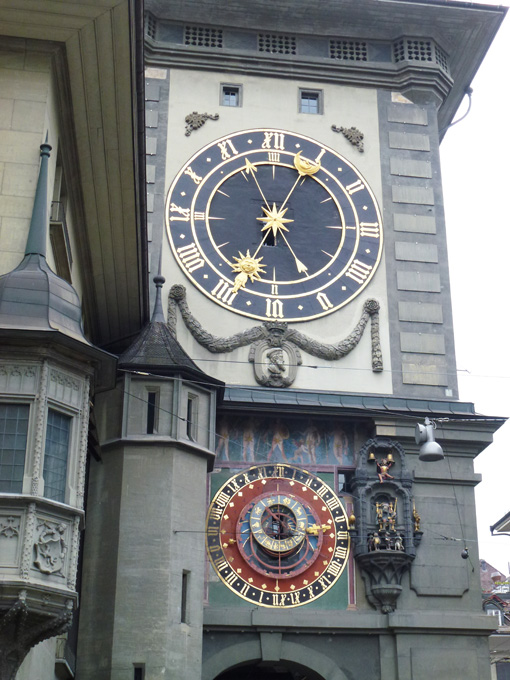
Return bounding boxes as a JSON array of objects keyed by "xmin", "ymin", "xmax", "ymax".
[
  {"xmin": 206, "ymin": 464, "xmax": 350, "ymax": 608},
  {"xmin": 166, "ymin": 128, "xmax": 383, "ymax": 322}
]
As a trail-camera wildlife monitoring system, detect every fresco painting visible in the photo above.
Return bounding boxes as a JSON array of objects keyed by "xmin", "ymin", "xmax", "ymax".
[{"xmin": 215, "ymin": 416, "xmax": 355, "ymax": 466}]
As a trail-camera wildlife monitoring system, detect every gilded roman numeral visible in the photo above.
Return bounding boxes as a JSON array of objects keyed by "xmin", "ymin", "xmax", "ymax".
[
  {"xmin": 184, "ymin": 166, "xmax": 202, "ymax": 185},
  {"xmin": 265, "ymin": 298, "xmax": 284, "ymax": 318},
  {"xmin": 211, "ymin": 279, "xmax": 238, "ymax": 305},
  {"xmin": 169, "ymin": 203, "xmax": 190, "ymax": 222},
  {"xmin": 345, "ymin": 259, "xmax": 373, "ymax": 284},
  {"xmin": 177, "ymin": 243, "xmax": 205, "ymax": 273},
  {"xmin": 224, "ymin": 571, "xmax": 238, "ymax": 586},
  {"xmin": 345, "ymin": 179, "xmax": 365, "ymax": 195},
  {"xmin": 217, "ymin": 138, "xmax": 239, "ymax": 160},
  {"xmin": 316, "ymin": 292, "xmax": 333, "ymax": 310},
  {"xmin": 262, "ymin": 132, "xmax": 285, "ymax": 150},
  {"xmin": 360, "ymin": 222, "xmax": 380, "ymax": 238},
  {"xmin": 325, "ymin": 496, "xmax": 341, "ymax": 511},
  {"xmin": 214, "ymin": 557, "xmax": 229, "ymax": 571},
  {"xmin": 209, "ymin": 506, "xmax": 223, "ymax": 521},
  {"xmin": 215, "ymin": 491, "xmax": 230, "ymax": 508},
  {"xmin": 334, "ymin": 546, "xmax": 347, "ymax": 559},
  {"xmin": 326, "ymin": 561, "xmax": 342, "ymax": 577}
]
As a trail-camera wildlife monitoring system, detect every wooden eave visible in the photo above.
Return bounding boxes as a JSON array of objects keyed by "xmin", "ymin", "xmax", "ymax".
[{"xmin": 0, "ymin": 0, "xmax": 148, "ymax": 348}]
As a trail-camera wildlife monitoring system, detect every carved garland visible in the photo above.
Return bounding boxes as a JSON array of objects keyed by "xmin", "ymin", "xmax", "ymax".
[
  {"xmin": 31, "ymin": 361, "xmax": 49, "ymax": 496},
  {"xmin": 20, "ymin": 503, "xmax": 37, "ymax": 581},
  {"xmin": 168, "ymin": 284, "xmax": 383, "ymax": 387},
  {"xmin": 76, "ymin": 377, "xmax": 91, "ymax": 509}
]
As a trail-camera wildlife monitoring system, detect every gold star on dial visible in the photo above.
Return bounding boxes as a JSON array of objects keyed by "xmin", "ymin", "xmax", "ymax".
[{"xmin": 257, "ymin": 203, "xmax": 293, "ymax": 238}]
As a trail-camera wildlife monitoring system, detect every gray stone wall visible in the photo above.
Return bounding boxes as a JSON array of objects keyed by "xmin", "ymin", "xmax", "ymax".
[{"xmin": 378, "ymin": 90, "xmax": 459, "ymax": 400}]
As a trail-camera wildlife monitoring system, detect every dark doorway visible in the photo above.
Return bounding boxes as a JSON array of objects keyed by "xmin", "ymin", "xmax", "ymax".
[{"xmin": 215, "ymin": 662, "xmax": 324, "ymax": 680}]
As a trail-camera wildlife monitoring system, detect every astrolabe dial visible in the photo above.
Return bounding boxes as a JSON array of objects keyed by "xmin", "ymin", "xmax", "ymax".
[
  {"xmin": 166, "ymin": 128, "xmax": 383, "ymax": 322},
  {"xmin": 206, "ymin": 464, "xmax": 350, "ymax": 608}
]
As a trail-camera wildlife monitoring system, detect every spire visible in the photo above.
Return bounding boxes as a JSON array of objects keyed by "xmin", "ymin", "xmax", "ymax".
[
  {"xmin": 0, "ymin": 140, "xmax": 117, "ymax": 391},
  {"xmin": 151, "ymin": 251, "xmax": 166, "ymax": 324},
  {"xmin": 25, "ymin": 141, "xmax": 51, "ymax": 257},
  {"xmin": 118, "ymin": 272, "xmax": 223, "ymax": 390},
  {"xmin": 0, "ymin": 141, "xmax": 90, "ymax": 344}
]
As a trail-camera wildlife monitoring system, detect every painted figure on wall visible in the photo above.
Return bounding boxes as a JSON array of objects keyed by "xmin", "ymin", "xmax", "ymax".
[{"xmin": 215, "ymin": 416, "xmax": 356, "ymax": 466}]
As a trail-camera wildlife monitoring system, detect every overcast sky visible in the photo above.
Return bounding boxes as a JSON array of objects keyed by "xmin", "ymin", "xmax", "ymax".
[{"xmin": 440, "ymin": 1, "xmax": 510, "ymax": 575}]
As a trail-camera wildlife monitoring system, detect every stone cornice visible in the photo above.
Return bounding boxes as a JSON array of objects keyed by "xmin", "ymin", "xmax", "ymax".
[{"xmin": 146, "ymin": 40, "xmax": 453, "ymax": 104}]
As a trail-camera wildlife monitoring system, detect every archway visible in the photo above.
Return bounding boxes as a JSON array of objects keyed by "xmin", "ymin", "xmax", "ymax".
[
  {"xmin": 204, "ymin": 639, "xmax": 350, "ymax": 680},
  {"xmin": 214, "ymin": 660, "xmax": 325, "ymax": 680}
]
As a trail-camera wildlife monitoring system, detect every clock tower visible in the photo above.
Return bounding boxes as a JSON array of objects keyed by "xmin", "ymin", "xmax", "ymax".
[{"xmin": 76, "ymin": 2, "xmax": 506, "ymax": 680}]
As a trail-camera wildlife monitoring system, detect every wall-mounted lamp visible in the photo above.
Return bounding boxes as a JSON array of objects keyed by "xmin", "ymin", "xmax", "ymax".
[{"xmin": 415, "ymin": 417, "xmax": 444, "ymax": 462}]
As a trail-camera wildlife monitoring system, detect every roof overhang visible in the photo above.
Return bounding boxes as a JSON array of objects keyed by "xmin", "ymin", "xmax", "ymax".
[
  {"xmin": 147, "ymin": 0, "xmax": 507, "ymax": 137},
  {"xmin": 0, "ymin": 0, "xmax": 148, "ymax": 348},
  {"xmin": 491, "ymin": 510, "xmax": 510, "ymax": 535}
]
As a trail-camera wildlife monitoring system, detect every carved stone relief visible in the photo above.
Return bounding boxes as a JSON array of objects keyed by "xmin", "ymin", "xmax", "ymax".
[
  {"xmin": 332, "ymin": 124, "xmax": 365, "ymax": 152},
  {"xmin": 49, "ymin": 368, "xmax": 81, "ymax": 407},
  {"xmin": 249, "ymin": 334, "xmax": 302, "ymax": 388},
  {"xmin": 0, "ymin": 515, "xmax": 21, "ymax": 567},
  {"xmin": 0, "ymin": 515, "xmax": 20, "ymax": 538},
  {"xmin": 31, "ymin": 361, "xmax": 49, "ymax": 496},
  {"xmin": 168, "ymin": 285, "xmax": 383, "ymax": 388},
  {"xmin": 0, "ymin": 591, "xmax": 74, "ymax": 680},
  {"xmin": 33, "ymin": 519, "xmax": 68, "ymax": 577},
  {"xmin": 184, "ymin": 111, "xmax": 219, "ymax": 136},
  {"xmin": 0, "ymin": 363, "xmax": 38, "ymax": 394}
]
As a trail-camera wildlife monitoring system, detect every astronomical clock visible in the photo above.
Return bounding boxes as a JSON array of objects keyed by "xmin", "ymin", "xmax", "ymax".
[
  {"xmin": 166, "ymin": 128, "xmax": 382, "ymax": 322},
  {"xmin": 206, "ymin": 464, "xmax": 350, "ymax": 608}
]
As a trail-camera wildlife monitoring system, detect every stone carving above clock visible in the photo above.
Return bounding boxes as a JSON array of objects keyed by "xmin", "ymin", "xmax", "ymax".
[
  {"xmin": 168, "ymin": 284, "xmax": 383, "ymax": 387},
  {"xmin": 184, "ymin": 111, "xmax": 219, "ymax": 136},
  {"xmin": 166, "ymin": 128, "xmax": 383, "ymax": 322}
]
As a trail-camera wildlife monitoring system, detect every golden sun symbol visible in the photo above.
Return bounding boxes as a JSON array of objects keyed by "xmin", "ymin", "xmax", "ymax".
[{"xmin": 231, "ymin": 250, "xmax": 266, "ymax": 292}]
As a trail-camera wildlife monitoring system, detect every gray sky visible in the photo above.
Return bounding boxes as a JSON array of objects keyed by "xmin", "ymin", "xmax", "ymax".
[{"xmin": 441, "ymin": 1, "xmax": 510, "ymax": 575}]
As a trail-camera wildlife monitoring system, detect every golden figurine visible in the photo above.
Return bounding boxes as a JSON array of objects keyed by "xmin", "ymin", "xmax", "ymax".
[
  {"xmin": 376, "ymin": 500, "xmax": 396, "ymax": 532},
  {"xmin": 413, "ymin": 501, "xmax": 421, "ymax": 532},
  {"xmin": 376, "ymin": 456, "xmax": 394, "ymax": 483}
]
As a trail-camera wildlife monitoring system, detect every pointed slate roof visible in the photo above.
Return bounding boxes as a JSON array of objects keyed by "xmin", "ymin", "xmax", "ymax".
[
  {"xmin": 0, "ymin": 142, "xmax": 116, "ymax": 390},
  {"xmin": 119, "ymin": 272, "xmax": 223, "ymax": 390},
  {"xmin": 0, "ymin": 143, "xmax": 89, "ymax": 344}
]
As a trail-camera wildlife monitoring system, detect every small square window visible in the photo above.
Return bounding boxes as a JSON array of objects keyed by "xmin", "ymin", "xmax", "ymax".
[
  {"xmin": 299, "ymin": 89, "xmax": 322, "ymax": 115},
  {"xmin": 221, "ymin": 84, "xmax": 242, "ymax": 107}
]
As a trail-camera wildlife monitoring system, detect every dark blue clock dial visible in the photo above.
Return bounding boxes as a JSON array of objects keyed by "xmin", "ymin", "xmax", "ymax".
[{"xmin": 166, "ymin": 129, "xmax": 383, "ymax": 322}]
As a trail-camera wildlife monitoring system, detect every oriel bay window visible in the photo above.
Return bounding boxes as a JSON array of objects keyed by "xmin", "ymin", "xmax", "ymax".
[
  {"xmin": 43, "ymin": 409, "xmax": 71, "ymax": 503},
  {"xmin": 0, "ymin": 403, "xmax": 29, "ymax": 493}
]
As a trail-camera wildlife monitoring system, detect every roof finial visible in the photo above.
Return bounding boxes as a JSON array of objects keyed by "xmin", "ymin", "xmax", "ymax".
[
  {"xmin": 25, "ymin": 141, "xmax": 52, "ymax": 257},
  {"xmin": 151, "ymin": 249, "xmax": 166, "ymax": 323}
]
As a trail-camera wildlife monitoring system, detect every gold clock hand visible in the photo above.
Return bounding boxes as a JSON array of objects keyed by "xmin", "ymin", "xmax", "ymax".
[
  {"xmin": 231, "ymin": 250, "xmax": 266, "ymax": 292},
  {"xmin": 252, "ymin": 217, "xmax": 308, "ymax": 275},
  {"xmin": 243, "ymin": 159, "xmax": 270, "ymax": 209},
  {"xmin": 279, "ymin": 151, "xmax": 322, "ymax": 212},
  {"xmin": 279, "ymin": 232, "xmax": 309, "ymax": 275}
]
